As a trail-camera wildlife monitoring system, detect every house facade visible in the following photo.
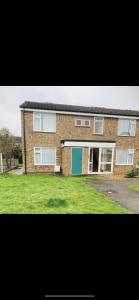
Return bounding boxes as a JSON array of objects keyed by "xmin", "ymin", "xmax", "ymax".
[{"xmin": 20, "ymin": 101, "xmax": 139, "ymax": 176}]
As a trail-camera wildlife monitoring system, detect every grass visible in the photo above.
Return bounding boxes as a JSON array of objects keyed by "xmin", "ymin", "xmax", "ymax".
[
  {"xmin": 0, "ymin": 173, "xmax": 131, "ymax": 214},
  {"xmin": 128, "ymin": 185, "xmax": 139, "ymax": 191}
]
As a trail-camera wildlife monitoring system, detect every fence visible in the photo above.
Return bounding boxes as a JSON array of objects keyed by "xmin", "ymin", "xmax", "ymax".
[
  {"xmin": 0, "ymin": 153, "xmax": 3, "ymax": 173},
  {"xmin": 0, "ymin": 154, "xmax": 19, "ymax": 173}
]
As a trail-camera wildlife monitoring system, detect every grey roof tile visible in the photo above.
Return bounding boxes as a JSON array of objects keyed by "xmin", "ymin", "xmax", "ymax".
[{"xmin": 20, "ymin": 101, "xmax": 139, "ymax": 117}]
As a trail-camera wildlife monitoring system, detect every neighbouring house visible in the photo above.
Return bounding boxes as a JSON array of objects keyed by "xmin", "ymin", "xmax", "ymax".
[
  {"xmin": 15, "ymin": 136, "xmax": 22, "ymax": 146},
  {"xmin": 0, "ymin": 135, "xmax": 22, "ymax": 172},
  {"xmin": 14, "ymin": 136, "xmax": 22, "ymax": 164},
  {"xmin": 20, "ymin": 101, "xmax": 139, "ymax": 176}
]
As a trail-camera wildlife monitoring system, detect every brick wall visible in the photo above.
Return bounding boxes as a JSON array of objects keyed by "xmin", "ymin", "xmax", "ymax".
[{"xmin": 21, "ymin": 111, "xmax": 139, "ymax": 175}]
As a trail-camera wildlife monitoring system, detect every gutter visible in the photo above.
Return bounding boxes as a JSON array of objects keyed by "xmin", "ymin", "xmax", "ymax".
[{"xmin": 20, "ymin": 108, "xmax": 139, "ymax": 119}]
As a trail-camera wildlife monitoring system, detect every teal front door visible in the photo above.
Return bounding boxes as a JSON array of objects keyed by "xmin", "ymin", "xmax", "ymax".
[{"xmin": 72, "ymin": 148, "xmax": 82, "ymax": 175}]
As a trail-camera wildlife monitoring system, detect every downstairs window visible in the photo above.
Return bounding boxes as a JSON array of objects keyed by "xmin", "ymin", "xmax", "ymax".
[
  {"xmin": 115, "ymin": 149, "xmax": 134, "ymax": 165},
  {"xmin": 34, "ymin": 147, "xmax": 56, "ymax": 165}
]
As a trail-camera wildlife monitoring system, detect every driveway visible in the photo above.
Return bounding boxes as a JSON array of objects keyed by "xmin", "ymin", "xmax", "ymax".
[{"xmin": 88, "ymin": 178, "xmax": 139, "ymax": 214}]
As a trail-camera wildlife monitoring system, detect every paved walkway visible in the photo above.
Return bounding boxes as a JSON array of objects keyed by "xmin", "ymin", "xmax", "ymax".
[
  {"xmin": 88, "ymin": 178, "xmax": 139, "ymax": 213},
  {"xmin": 8, "ymin": 167, "xmax": 23, "ymax": 175}
]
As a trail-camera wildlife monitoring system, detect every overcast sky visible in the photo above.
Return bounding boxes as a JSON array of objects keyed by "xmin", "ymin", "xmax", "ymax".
[{"xmin": 0, "ymin": 86, "xmax": 139, "ymax": 136}]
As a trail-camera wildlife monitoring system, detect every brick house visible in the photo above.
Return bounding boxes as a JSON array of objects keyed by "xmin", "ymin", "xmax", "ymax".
[{"xmin": 20, "ymin": 101, "xmax": 139, "ymax": 176}]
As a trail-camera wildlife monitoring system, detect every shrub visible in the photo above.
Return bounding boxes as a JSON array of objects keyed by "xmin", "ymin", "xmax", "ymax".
[
  {"xmin": 125, "ymin": 169, "xmax": 139, "ymax": 178},
  {"xmin": 16, "ymin": 164, "xmax": 23, "ymax": 168}
]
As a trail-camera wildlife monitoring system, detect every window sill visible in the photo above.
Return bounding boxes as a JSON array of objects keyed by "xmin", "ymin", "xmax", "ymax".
[
  {"xmin": 33, "ymin": 130, "xmax": 56, "ymax": 133},
  {"xmin": 115, "ymin": 164, "xmax": 133, "ymax": 166},
  {"xmin": 75, "ymin": 126, "xmax": 90, "ymax": 128},
  {"xmin": 117, "ymin": 135, "xmax": 136, "ymax": 137},
  {"xmin": 88, "ymin": 171, "xmax": 113, "ymax": 174},
  {"xmin": 34, "ymin": 164, "xmax": 56, "ymax": 166},
  {"xmin": 92, "ymin": 133, "xmax": 104, "ymax": 135}
]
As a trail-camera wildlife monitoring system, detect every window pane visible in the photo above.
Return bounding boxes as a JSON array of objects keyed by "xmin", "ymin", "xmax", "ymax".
[
  {"xmin": 129, "ymin": 122, "xmax": 136, "ymax": 136},
  {"xmin": 42, "ymin": 148, "xmax": 47, "ymax": 164},
  {"xmin": 116, "ymin": 149, "xmax": 128, "ymax": 164},
  {"xmin": 94, "ymin": 121, "xmax": 103, "ymax": 134},
  {"xmin": 100, "ymin": 164, "xmax": 111, "ymax": 172},
  {"xmin": 89, "ymin": 163, "xmax": 93, "ymax": 172},
  {"xmin": 118, "ymin": 119, "xmax": 130, "ymax": 136},
  {"xmin": 42, "ymin": 148, "xmax": 55, "ymax": 165},
  {"xmin": 42, "ymin": 113, "xmax": 48, "ymax": 131},
  {"xmin": 101, "ymin": 148, "xmax": 112, "ymax": 162},
  {"xmin": 76, "ymin": 120, "xmax": 82, "ymax": 126},
  {"xmin": 42, "ymin": 113, "xmax": 56, "ymax": 132},
  {"xmin": 35, "ymin": 152, "xmax": 41, "ymax": 164},
  {"xmin": 34, "ymin": 115, "xmax": 41, "ymax": 131},
  {"xmin": 35, "ymin": 148, "xmax": 41, "ymax": 153},
  {"xmin": 46, "ymin": 148, "xmax": 55, "ymax": 164},
  {"xmin": 84, "ymin": 120, "xmax": 90, "ymax": 126},
  {"xmin": 128, "ymin": 153, "xmax": 133, "ymax": 164},
  {"xmin": 90, "ymin": 148, "xmax": 93, "ymax": 162},
  {"xmin": 34, "ymin": 112, "xmax": 41, "ymax": 118}
]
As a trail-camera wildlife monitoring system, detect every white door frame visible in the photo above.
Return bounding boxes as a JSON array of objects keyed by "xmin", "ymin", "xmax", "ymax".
[{"xmin": 88, "ymin": 147, "xmax": 115, "ymax": 174}]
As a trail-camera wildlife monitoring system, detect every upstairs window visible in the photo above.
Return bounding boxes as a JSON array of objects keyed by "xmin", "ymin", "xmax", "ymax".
[
  {"xmin": 75, "ymin": 119, "xmax": 82, "ymax": 126},
  {"xmin": 83, "ymin": 120, "xmax": 90, "ymax": 127},
  {"xmin": 115, "ymin": 149, "xmax": 134, "ymax": 165},
  {"xmin": 75, "ymin": 119, "xmax": 90, "ymax": 127},
  {"xmin": 34, "ymin": 112, "xmax": 41, "ymax": 131},
  {"xmin": 33, "ymin": 112, "xmax": 56, "ymax": 132},
  {"xmin": 94, "ymin": 117, "xmax": 104, "ymax": 134},
  {"xmin": 118, "ymin": 119, "xmax": 136, "ymax": 136}
]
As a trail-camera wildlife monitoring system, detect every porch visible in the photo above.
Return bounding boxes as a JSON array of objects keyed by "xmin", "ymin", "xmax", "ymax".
[{"xmin": 61, "ymin": 140, "xmax": 116, "ymax": 176}]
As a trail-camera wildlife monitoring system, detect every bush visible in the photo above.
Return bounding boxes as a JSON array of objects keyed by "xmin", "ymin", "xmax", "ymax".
[
  {"xmin": 125, "ymin": 168, "xmax": 139, "ymax": 178},
  {"xmin": 46, "ymin": 198, "xmax": 68, "ymax": 208},
  {"xmin": 16, "ymin": 164, "xmax": 23, "ymax": 168}
]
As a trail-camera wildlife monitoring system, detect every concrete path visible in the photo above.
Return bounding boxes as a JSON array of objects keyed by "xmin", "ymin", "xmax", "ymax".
[
  {"xmin": 88, "ymin": 178, "xmax": 139, "ymax": 213},
  {"xmin": 8, "ymin": 167, "xmax": 23, "ymax": 175}
]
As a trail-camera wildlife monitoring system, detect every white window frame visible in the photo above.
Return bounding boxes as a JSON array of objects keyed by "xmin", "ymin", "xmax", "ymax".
[
  {"xmin": 33, "ymin": 112, "xmax": 56, "ymax": 132},
  {"xmin": 34, "ymin": 147, "xmax": 56, "ymax": 166},
  {"xmin": 82, "ymin": 119, "xmax": 90, "ymax": 127},
  {"xmin": 33, "ymin": 112, "xmax": 41, "ymax": 131},
  {"xmin": 75, "ymin": 119, "xmax": 90, "ymax": 127},
  {"xmin": 93, "ymin": 117, "xmax": 104, "ymax": 135},
  {"xmin": 75, "ymin": 119, "xmax": 82, "ymax": 127},
  {"xmin": 115, "ymin": 149, "xmax": 134, "ymax": 165},
  {"xmin": 117, "ymin": 119, "xmax": 136, "ymax": 137}
]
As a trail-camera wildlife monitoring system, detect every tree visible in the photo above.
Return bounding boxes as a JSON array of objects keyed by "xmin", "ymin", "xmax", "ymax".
[
  {"xmin": 12, "ymin": 144, "xmax": 22, "ymax": 164},
  {"xmin": 0, "ymin": 128, "xmax": 16, "ymax": 169}
]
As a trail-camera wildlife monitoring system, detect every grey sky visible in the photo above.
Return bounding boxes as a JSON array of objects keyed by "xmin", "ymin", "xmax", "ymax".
[{"xmin": 0, "ymin": 86, "xmax": 139, "ymax": 136}]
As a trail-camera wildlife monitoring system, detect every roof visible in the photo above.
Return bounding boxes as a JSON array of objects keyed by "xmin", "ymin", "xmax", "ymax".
[{"xmin": 20, "ymin": 101, "xmax": 139, "ymax": 117}]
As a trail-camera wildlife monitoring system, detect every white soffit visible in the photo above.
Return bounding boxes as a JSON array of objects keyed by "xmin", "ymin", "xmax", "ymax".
[
  {"xmin": 62, "ymin": 141, "xmax": 116, "ymax": 148},
  {"xmin": 21, "ymin": 109, "xmax": 139, "ymax": 120}
]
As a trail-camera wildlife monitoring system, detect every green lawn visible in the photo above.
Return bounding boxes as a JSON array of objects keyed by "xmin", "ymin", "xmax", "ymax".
[
  {"xmin": 0, "ymin": 173, "xmax": 131, "ymax": 214},
  {"xmin": 128, "ymin": 185, "xmax": 139, "ymax": 191}
]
